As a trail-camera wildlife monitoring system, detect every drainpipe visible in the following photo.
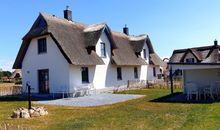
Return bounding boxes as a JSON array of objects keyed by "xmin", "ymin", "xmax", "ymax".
[{"xmin": 169, "ymin": 66, "xmax": 174, "ymax": 95}]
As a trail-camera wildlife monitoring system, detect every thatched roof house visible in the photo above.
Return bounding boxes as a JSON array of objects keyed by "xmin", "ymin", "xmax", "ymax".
[{"xmin": 13, "ymin": 8, "xmax": 165, "ymax": 95}]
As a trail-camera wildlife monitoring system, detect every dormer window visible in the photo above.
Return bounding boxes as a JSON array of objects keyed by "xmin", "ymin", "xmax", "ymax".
[
  {"xmin": 86, "ymin": 46, "xmax": 96, "ymax": 54},
  {"xmin": 38, "ymin": 38, "xmax": 47, "ymax": 54},
  {"xmin": 143, "ymin": 49, "xmax": 147, "ymax": 59},
  {"xmin": 101, "ymin": 42, "xmax": 106, "ymax": 57},
  {"xmin": 135, "ymin": 52, "xmax": 141, "ymax": 57},
  {"xmin": 186, "ymin": 58, "xmax": 195, "ymax": 63}
]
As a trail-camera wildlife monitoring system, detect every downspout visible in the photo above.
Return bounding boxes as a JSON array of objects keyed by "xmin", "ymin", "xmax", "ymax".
[{"xmin": 169, "ymin": 65, "xmax": 174, "ymax": 94}]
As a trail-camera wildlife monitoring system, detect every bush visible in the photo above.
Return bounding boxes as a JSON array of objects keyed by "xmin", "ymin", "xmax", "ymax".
[
  {"xmin": 15, "ymin": 80, "xmax": 22, "ymax": 85},
  {"xmin": 2, "ymin": 81, "xmax": 13, "ymax": 83}
]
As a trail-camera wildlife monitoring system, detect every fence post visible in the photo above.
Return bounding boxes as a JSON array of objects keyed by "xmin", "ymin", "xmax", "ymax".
[{"xmin": 127, "ymin": 80, "xmax": 130, "ymax": 88}]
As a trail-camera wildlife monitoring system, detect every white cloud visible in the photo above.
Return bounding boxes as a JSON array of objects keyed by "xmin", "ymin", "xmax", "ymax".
[{"xmin": 0, "ymin": 59, "xmax": 14, "ymax": 72}]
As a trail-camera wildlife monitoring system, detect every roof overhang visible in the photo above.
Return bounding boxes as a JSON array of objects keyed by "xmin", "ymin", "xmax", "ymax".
[{"xmin": 168, "ymin": 62, "xmax": 220, "ymax": 70}]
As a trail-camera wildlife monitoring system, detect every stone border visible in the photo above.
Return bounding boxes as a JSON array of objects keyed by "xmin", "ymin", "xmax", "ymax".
[{"xmin": 11, "ymin": 106, "xmax": 48, "ymax": 119}]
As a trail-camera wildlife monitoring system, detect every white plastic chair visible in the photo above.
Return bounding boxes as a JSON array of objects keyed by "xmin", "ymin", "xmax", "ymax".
[
  {"xmin": 203, "ymin": 82, "xmax": 216, "ymax": 100},
  {"xmin": 88, "ymin": 83, "xmax": 96, "ymax": 95},
  {"xmin": 215, "ymin": 81, "xmax": 220, "ymax": 98},
  {"xmin": 185, "ymin": 82, "xmax": 199, "ymax": 101}
]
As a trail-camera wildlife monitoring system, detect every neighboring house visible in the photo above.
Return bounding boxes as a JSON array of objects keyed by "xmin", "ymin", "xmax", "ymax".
[
  {"xmin": 169, "ymin": 40, "xmax": 220, "ymax": 92},
  {"xmin": 13, "ymin": 8, "xmax": 164, "ymax": 95},
  {"xmin": 11, "ymin": 69, "xmax": 22, "ymax": 80}
]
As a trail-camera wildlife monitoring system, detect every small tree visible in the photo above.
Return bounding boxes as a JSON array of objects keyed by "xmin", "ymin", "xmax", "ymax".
[
  {"xmin": 0, "ymin": 69, "xmax": 3, "ymax": 81},
  {"xmin": 3, "ymin": 71, "xmax": 12, "ymax": 78}
]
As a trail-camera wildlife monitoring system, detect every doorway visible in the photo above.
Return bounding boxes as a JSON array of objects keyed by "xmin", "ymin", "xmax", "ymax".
[{"xmin": 38, "ymin": 69, "xmax": 49, "ymax": 94}]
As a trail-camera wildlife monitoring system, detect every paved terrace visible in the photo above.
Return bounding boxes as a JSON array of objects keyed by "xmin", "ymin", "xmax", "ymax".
[{"xmin": 36, "ymin": 94, "xmax": 145, "ymax": 107}]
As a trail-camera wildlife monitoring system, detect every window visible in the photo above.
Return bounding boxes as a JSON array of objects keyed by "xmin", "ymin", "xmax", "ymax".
[
  {"xmin": 101, "ymin": 42, "xmax": 106, "ymax": 57},
  {"xmin": 86, "ymin": 46, "xmax": 96, "ymax": 54},
  {"xmin": 38, "ymin": 38, "xmax": 47, "ymax": 54},
  {"xmin": 186, "ymin": 58, "xmax": 195, "ymax": 63},
  {"xmin": 134, "ymin": 67, "xmax": 138, "ymax": 79},
  {"xmin": 153, "ymin": 67, "xmax": 156, "ymax": 77},
  {"xmin": 81, "ymin": 67, "xmax": 89, "ymax": 83},
  {"xmin": 135, "ymin": 52, "xmax": 141, "ymax": 57},
  {"xmin": 143, "ymin": 49, "xmax": 147, "ymax": 59},
  {"xmin": 157, "ymin": 74, "xmax": 162, "ymax": 79},
  {"xmin": 117, "ymin": 67, "xmax": 122, "ymax": 80}
]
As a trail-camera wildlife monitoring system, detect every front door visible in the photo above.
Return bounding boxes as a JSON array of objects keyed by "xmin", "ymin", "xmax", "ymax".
[{"xmin": 38, "ymin": 69, "xmax": 49, "ymax": 94}]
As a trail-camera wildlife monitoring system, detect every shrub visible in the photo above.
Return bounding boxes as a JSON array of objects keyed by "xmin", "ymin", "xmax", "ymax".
[
  {"xmin": 15, "ymin": 80, "xmax": 22, "ymax": 85},
  {"xmin": 2, "ymin": 81, "xmax": 13, "ymax": 83}
]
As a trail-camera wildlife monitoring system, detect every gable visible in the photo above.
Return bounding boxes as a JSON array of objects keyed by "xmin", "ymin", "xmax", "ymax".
[
  {"xmin": 95, "ymin": 29, "xmax": 112, "ymax": 58},
  {"xmin": 183, "ymin": 52, "xmax": 197, "ymax": 62},
  {"xmin": 179, "ymin": 49, "xmax": 202, "ymax": 63},
  {"xmin": 13, "ymin": 13, "xmax": 105, "ymax": 69},
  {"xmin": 22, "ymin": 35, "xmax": 69, "ymax": 67}
]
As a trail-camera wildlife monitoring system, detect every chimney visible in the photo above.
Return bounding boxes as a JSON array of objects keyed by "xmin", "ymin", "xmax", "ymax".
[
  {"xmin": 64, "ymin": 6, "xmax": 72, "ymax": 21},
  {"xmin": 123, "ymin": 24, "xmax": 129, "ymax": 35},
  {"xmin": 214, "ymin": 39, "xmax": 218, "ymax": 46}
]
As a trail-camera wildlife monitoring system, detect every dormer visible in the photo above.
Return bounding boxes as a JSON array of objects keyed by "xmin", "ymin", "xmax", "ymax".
[{"xmin": 180, "ymin": 49, "xmax": 202, "ymax": 63}]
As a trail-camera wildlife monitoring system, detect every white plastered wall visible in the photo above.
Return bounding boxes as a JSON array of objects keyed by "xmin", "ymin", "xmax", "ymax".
[
  {"xmin": 69, "ymin": 31, "xmax": 147, "ymax": 89},
  {"xmin": 22, "ymin": 35, "xmax": 70, "ymax": 94}
]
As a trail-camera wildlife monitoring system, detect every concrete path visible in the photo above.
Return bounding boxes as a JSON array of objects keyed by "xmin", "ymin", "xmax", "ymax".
[{"xmin": 36, "ymin": 94, "xmax": 145, "ymax": 107}]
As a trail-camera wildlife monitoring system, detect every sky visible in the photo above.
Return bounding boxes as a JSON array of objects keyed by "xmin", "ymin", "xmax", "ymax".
[{"xmin": 1, "ymin": 0, "xmax": 220, "ymax": 71}]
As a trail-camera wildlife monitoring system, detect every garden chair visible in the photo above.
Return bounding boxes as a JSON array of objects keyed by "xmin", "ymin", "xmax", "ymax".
[
  {"xmin": 203, "ymin": 82, "xmax": 216, "ymax": 100},
  {"xmin": 215, "ymin": 81, "xmax": 220, "ymax": 97},
  {"xmin": 72, "ymin": 85, "xmax": 90, "ymax": 97},
  {"xmin": 88, "ymin": 83, "xmax": 96, "ymax": 95},
  {"xmin": 185, "ymin": 82, "xmax": 199, "ymax": 101}
]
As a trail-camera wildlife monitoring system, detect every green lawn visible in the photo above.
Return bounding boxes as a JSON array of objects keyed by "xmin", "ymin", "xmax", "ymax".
[{"xmin": 1, "ymin": 89, "xmax": 220, "ymax": 130}]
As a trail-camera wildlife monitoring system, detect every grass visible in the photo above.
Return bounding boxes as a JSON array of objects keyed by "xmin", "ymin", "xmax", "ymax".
[{"xmin": 1, "ymin": 89, "xmax": 220, "ymax": 130}]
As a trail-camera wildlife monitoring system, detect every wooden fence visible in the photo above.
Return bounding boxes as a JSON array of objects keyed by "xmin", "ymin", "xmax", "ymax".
[
  {"xmin": 127, "ymin": 80, "xmax": 183, "ymax": 89},
  {"xmin": 0, "ymin": 85, "xmax": 22, "ymax": 96}
]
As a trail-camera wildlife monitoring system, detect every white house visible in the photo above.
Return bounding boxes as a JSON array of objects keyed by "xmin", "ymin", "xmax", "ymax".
[
  {"xmin": 169, "ymin": 40, "xmax": 220, "ymax": 93},
  {"xmin": 13, "ymin": 8, "xmax": 164, "ymax": 96},
  {"xmin": 11, "ymin": 69, "xmax": 22, "ymax": 79}
]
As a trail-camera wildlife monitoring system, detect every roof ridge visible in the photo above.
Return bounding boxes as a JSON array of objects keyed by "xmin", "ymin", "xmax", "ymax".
[
  {"xmin": 173, "ymin": 45, "xmax": 219, "ymax": 53},
  {"xmin": 40, "ymin": 12, "xmax": 88, "ymax": 28},
  {"xmin": 83, "ymin": 22, "xmax": 106, "ymax": 32},
  {"xmin": 111, "ymin": 31, "xmax": 148, "ymax": 40}
]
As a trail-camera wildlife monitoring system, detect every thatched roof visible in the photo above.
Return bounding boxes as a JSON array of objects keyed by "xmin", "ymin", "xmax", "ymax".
[
  {"xmin": 111, "ymin": 32, "xmax": 147, "ymax": 66},
  {"xmin": 129, "ymin": 34, "xmax": 147, "ymax": 53},
  {"xmin": 170, "ymin": 44, "xmax": 220, "ymax": 63},
  {"xmin": 150, "ymin": 53, "xmax": 167, "ymax": 68},
  {"xmin": 13, "ymin": 12, "xmax": 162, "ymax": 68}
]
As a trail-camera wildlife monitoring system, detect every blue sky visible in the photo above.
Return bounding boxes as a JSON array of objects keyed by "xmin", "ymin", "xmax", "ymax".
[{"xmin": 1, "ymin": 0, "xmax": 220, "ymax": 71}]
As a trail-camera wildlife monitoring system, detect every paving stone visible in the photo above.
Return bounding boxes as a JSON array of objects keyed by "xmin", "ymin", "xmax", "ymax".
[{"xmin": 37, "ymin": 94, "xmax": 145, "ymax": 107}]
